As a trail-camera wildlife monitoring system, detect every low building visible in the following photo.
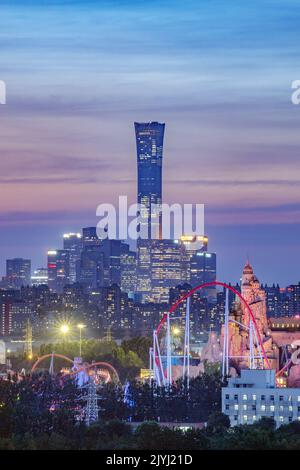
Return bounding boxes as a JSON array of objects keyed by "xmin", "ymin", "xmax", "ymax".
[{"xmin": 222, "ymin": 369, "xmax": 300, "ymax": 427}]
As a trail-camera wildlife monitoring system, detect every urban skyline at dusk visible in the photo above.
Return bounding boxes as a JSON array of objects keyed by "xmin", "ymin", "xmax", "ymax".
[
  {"xmin": 0, "ymin": 0, "xmax": 300, "ymax": 285},
  {"xmin": 2, "ymin": 0, "xmax": 300, "ymax": 456}
]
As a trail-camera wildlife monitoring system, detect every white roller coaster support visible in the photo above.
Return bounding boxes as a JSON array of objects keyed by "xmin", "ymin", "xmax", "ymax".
[
  {"xmin": 183, "ymin": 297, "xmax": 190, "ymax": 389},
  {"xmin": 249, "ymin": 320, "xmax": 255, "ymax": 369},
  {"xmin": 222, "ymin": 290, "xmax": 230, "ymax": 380},
  {"xmin": 166, "ymin": 313, "xmax": 172, "ymax": 386}
]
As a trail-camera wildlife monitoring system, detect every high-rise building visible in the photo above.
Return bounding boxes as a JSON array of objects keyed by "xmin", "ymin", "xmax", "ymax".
[
  {"xmin": 151, "ymin": 239, "xmax": 184, "ymax": 303},
  {"xmin": 287, "ymin": 283, "xmax": 300, "ymax": 317},
  {"xmin": 1, "ymin": 302, "xmax": 12, "ymax": 336},
  {"xmin": 99, "ymin": 239, "xmax": 122, "ymax": 287},
  {"xmin": 6, "ymin": 258, "xmax": 31, "ymax": 289},
  {"xmin": 82, "ymin": 227, "xmax": 100, "ymax": 247},
  {"xmin": 264, "ymin": 283, "xmax": 282, "ymax": 318},
  {"xmin": 190, "ymin": 251, "xmax": 217, "ymax": 300},
  {"xmin": 47, "ymin": 250, "xmax": 70, "ymax": 293},
  {"xmin": 179, "ymin": 235, "xmax": 208, "ymax": 283},
  {"xmin": 135, "ymin": 122, "xmax": 165, "ymax": 301},
  {"xmin": 63, "ymin": 232, "xmax": 82, "ymax": 283},
  {"xmin": 78, "ymin": 246, "xmax": 104, "ymax": 290},
  {"xmin": 31, "ymin": 268, "xmax": 48, "ymax": 286},
  {"xmin": 120, "ymin": 244, "xmax": 137, "ymax": 295}
]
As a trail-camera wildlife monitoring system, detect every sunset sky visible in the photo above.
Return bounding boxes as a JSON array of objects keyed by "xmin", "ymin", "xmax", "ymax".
[{"xmin": 0, "ymin": 0, "xmax": 300, "ymax": 285}]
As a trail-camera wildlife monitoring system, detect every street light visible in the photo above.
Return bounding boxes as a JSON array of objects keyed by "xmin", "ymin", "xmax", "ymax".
[
  {"xmin": 60, "ymin": 324, "xmax": 70, "ymax": 335},
  {"xmin": 77, "ymin": 324, "xmax": 86, "ymax": 357},
  {"xmin": 172, "ymin": 327, "xmax": 181, "ymax": 336}
]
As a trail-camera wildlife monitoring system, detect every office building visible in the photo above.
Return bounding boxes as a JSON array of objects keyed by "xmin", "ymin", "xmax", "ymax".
[
  {"xmin": 77, "ymin": 246, "xmax": 104, "ymax": 290},
  {"xmin": 47, "ymin": 250, "xmax": 70, "ymax": 293},
  {"xmin": 1, "ymin": 302, "xmax": 12, "ymax": 336},
  {"xmin": 151, "ymin": 239, "xmax": 184, "ymax": 303},
  {"xmin": 179, "ymin": 235, "xmax": 208, "ymax": 283},
  {"xmin": 82, "ymin": 227, "xmax": 100, "ymax": 247},
  {"xmin": 6, "ymin": 258, "xmax": 31, "ymax": 289},
  {"xmin": 31, "ymin": 268, "xmax": 48, "ymax": 286},
  {"xmin": 63, "ymin": 232, "xmax": 82, "ymax": 283},
  {"xmin": 287, "ymin": 283, "xmax": 300, "ymax": 317},
  {"xmin": 120, "ymin": 244, "xmax": 137, "ymax": 295},
  {"xmin": 190, "ymin": 251, "xmax": 217, "ymax": 300},
  {"xmin": 135, "ymin": 121, "xmax": 165, "ymax": 301}
]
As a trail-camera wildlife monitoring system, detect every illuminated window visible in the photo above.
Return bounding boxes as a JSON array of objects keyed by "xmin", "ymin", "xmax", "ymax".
[
  {"xmin": 243, "ymin": 394, "xmax": 248, "ymax": 400},
  {"xmin": 289, "ymin": 406, "xmax": 293, "ymax": 411},
  {"xmin": 270, "ymin": 405, "xmax": 275, "ymax": 412},
  {"xmin": 261, "ymin": 405, "xmax": 266, "ymax": 411},
  {"xmin": 279, "ymin": 416, "xmax": 284, "ymax": 422},
  {"xmin": 252, "ymin": 394, "xmax": 257, "ymax": 400},
  {"xmin": 243, "ymin": 404, "xmax": 247, "ymax": 410},
  {"xmin": 234, "ymin": 404, "xmax": 239, "ymax": 410},
  {"xmin": 243, "ymin": 415, "xmax": 248, "ymax": 421},
  {"xmin": 253, "ymin": 415, "xmax": 257, "ymax": 421}
]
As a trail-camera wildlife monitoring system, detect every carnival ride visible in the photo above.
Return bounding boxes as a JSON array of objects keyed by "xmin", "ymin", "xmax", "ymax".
[
  {"xmin": 30, "ymin": 353, "xmax": 120, "ymax": 384},
  {"xmin": 150, "ymin": 281, "xmax": 271, "ymax": 388}
]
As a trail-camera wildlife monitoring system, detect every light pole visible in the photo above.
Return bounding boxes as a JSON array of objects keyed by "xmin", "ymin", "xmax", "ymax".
[{"xmin": 77, "ymin": 324, "xmax": 86, "ymax": 357}]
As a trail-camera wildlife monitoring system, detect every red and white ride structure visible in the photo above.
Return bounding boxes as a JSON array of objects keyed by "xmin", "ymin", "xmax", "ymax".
[{"xmin": 150, "ymin": 281, "xmax": 271, "ymax": 388}]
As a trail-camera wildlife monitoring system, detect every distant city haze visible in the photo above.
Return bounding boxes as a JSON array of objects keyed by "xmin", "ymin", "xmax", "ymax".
[{"xmin": 0, "ymin": 0, "xmax": 299, "ymax": 285}]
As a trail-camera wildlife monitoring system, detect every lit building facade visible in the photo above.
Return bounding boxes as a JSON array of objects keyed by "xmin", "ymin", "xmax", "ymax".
[
  {"xmin": 190, "ymin": 251, "xmax": 217, "ymax": 301},
  {"xmin": 135, "ymin": 121, "xmax": 165, "ymax": 301},
  {"xmin": 6, "ymin": 258, "xmax": 31, "ymax": 289},
  {"xmin": 77, "ymin": 246, "xmax": 104, "ymax": 290},
  {"xmin": 47, "ymin": 250, "xmax": 70, "ymax": 293},
  {"xmin": 222, "ymin": 369, "xmax": 300, "ymax": 428},
  {"xmin": 179, "ymin": 235, "xmax": 208, "ymax": 283},
  {"xmin": 1, "ymin": 302, "xmax": 12, "ymax": 336},
  {"xmin": 31, "ymin": 268, "xmax": 48, "ymax": 286},
  {"xmin": 63, "ymin": 233, "xmax": 82, "ymax": 283},
  {"xmin": 151, "ymin": 239, "xmax": 184, "ymax": 303},
  {"xmin": 120, "ymin": 245, "xmax": 137, "ymax": 295}
]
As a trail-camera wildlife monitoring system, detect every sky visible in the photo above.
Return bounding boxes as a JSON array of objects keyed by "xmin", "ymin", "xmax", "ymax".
[{"xmin": 0, "ymin": 0, "xmax": 300, "ymax": 285}]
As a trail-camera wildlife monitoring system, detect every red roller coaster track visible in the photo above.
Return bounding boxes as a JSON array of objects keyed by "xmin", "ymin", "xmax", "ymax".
[{"xmin": 156, "ymin": 281, "xmax": 271, "ymax": 369}]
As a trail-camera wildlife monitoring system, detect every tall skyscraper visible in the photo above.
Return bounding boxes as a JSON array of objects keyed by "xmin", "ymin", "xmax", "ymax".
[
  {"xmin": 6, "ymin": 258, "xmax": 31, "ymax": 289},
  {"xmin": 63, "ymin": 232, "xmax": 82, "ymax": 283},
  {"xmin": 135, "ymin": 122, "xmax": 165, "ymax": 301},
  {"xmin": 47, "ymin": 250, "xmax": 70, "ymax": 293},
  {"xmin": 190, "ymin": 251, "xmax": 217, "ymax": 301},
  {"xmin": 77, "ymin": 246, "xmax": 104, "ymax": 290},
  {"xmin": 120, "ymin": 244, "xmax": 137, "ymax": 296}
]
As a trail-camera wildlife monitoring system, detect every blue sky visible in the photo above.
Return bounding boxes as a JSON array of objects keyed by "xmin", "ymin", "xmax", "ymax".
[{"xmin": 0, "ymin": 0, "xmax": 300, "ymax": 285}]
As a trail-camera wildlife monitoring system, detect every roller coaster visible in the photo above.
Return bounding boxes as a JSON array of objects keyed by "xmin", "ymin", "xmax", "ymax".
[{"xmin": 150, "ymin": 281, "xmax": 271, "ymax": 388}]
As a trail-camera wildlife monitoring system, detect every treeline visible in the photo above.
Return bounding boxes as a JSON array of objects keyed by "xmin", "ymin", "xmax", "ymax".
[
  {"xmin": 2, "ymin": 372, "xmax": 300, "ymax": 449},
  {"xmin": 2, "ymin": 417, "xmax": 300, "ymax": 450}
]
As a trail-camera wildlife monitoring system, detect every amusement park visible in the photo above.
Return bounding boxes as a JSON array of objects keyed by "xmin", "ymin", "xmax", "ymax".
[{"xmin": 1, "ymin": 262, "xmax": 300, "ymax": 433}]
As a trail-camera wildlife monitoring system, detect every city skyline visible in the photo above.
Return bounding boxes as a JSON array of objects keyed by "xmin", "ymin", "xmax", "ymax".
[{"xmin": 0, "ymin": 0, "xmax": 300, "ymax": 285}]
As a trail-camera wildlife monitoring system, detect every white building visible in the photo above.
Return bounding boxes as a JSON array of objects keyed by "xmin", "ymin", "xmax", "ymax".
[{"xmin": 222, "ymin": 369, "xmax": 300, "ymax": 427}]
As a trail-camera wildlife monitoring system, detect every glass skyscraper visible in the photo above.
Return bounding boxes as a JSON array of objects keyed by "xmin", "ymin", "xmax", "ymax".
[
  {"xmin": 135, "ymin": 122, "xmax": 165, "ymax": 301},
  {"xmin": 135, "ymin": 121, "xmax": 165, "ymax": 239}
]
